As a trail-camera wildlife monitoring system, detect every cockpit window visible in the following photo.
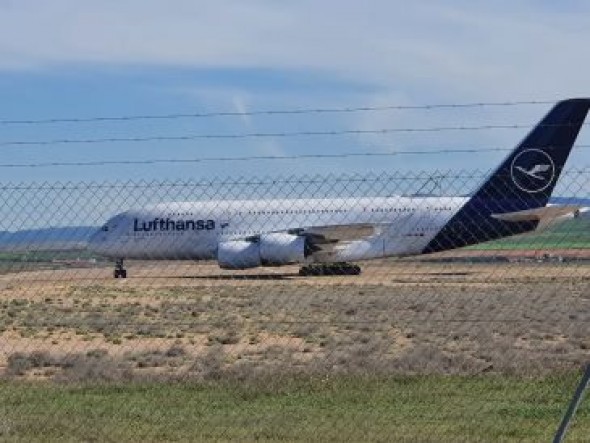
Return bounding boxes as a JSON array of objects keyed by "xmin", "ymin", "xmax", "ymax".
[{"xmin": 101, "ymin": 225, "xmax": 109, "ymax": 232}]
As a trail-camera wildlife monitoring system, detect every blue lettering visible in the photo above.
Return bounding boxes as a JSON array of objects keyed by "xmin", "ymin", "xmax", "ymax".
[{"xmin": 133, "ymin": 218, "xmax": 216, "ymax": 232}]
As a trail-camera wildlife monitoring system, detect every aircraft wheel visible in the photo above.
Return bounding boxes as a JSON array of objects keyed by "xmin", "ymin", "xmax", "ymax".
[{"xmin": 114, "ymin": 259, "xmax": 127, "ymax": 279}]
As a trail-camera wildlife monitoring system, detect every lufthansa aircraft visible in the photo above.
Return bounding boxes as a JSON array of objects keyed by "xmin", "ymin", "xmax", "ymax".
[{"xmin": 88, "ymin": 99, "xmax": 590, "ymax": 278}]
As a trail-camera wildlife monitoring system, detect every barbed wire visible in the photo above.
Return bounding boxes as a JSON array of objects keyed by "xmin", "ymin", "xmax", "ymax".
[
  {"xmin": 0, "ymin": 146, "xmax": 512, "ymax": 168},
  {"xmin": 1, "ymin": 121, "xmax": 587, "ymax": 148},
  {"xmin": 4, "ymin": 167, "xmax": 590, "ymax": 190},
  {"xmin": 0, "ymin": 173, "xmax": 491, "ymax": 190},
  {"xmin": 0, "ymin": 100, "xmax": 555, "ymax": 125},
  {"xmin": 1, "ymin": 144, "xmax": 589, "ymax": 169}
]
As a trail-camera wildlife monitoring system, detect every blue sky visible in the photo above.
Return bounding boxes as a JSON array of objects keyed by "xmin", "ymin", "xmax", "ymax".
[{"xmin": 0, "ymin": 0, "xmax": 590, "ymax": 187}]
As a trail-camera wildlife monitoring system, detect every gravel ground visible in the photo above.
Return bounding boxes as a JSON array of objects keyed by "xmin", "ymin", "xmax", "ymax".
[{"xmin": 0, "ymin": 255, "xmax": 589, "ymax": 380}]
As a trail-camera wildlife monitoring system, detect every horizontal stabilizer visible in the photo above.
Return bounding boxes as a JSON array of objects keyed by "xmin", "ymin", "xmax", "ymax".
[{"xmin": 491, "ymin": 205, "xmax": 582, "ymax": 223}]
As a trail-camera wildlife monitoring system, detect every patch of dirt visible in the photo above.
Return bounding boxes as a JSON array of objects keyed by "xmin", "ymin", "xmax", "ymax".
[{"xmin": 1, "ymin": 257, "xmax": 589, "ymax": 380}]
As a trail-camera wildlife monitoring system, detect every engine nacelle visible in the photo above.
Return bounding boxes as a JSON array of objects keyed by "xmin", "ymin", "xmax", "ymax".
[
  {"xmin": 218, "ymin": 240, "xmax": 261, "ymax": 269},
  {"xmin": 260, "ymin": 233, "xmax": 305, "ymax": 265},
  {"xmin": 217, "ymin": 233, "xmax": 306, "ymax": 269}
]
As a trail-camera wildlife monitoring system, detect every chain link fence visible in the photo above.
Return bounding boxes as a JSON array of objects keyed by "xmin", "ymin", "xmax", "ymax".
[{"xmin": 1, "ymin": 169, "xmax": 589, "ymax": 441}]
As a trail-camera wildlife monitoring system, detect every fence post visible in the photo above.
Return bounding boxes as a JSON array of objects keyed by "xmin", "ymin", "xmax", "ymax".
[{"xmin": 553, "ymin": 364, "xmax": 590, "ymax": 443}]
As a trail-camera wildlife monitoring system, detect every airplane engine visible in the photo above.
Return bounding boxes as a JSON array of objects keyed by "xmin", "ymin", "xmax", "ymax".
[
  {"xmin": 218, "ymin": 240, "xmax": 261, "ymax": 269},
  {"xmin": 259, "ymin": 233, "xmax": 306, "ymax": 265},
  {"xmin": 217, "ymin": 234, "xmax": 306, "ymax": 269}
]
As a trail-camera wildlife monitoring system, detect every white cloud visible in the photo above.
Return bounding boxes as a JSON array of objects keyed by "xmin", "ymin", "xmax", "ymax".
[
  {"xmin": 2, "ymin": 0, "xmax": 590, "ymax": 180},
  {"xmin": 231, "ymin": 95, "xmax": 253, "ymax": 129},
  {"xmin": 1, "ymin": 0, "xmax": 589, "ymax": 101}
]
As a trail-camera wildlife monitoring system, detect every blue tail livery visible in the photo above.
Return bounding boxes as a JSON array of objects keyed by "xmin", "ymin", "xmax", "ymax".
[{"xmin": 423, "ymin": 98, "xmax": 590, "ymax": 253}]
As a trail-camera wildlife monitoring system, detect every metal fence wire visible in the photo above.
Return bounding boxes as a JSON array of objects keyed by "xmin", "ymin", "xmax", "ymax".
[{"xmin": 1, "ymin": 169, "xmax": 589, "ymax": 442}]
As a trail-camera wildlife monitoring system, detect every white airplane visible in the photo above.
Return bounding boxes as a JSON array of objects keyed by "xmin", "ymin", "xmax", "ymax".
[{"xmin": 88, "ymin": 98, "xmax": 590, "ymax": 278}]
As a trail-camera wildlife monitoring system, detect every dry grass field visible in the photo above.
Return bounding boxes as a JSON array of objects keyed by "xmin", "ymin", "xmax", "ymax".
[{"xmin": 1, "ymin": 254, "xmax": 589, "ymax": 382}]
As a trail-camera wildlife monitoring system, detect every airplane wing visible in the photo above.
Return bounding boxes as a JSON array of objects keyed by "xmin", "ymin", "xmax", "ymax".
[
  {"xmin": 288, "ymin": 223, "xmax": 392, "ymax": 261},
  {"xmin": 288, "ymin": 223, "xmax": 380, "ymax": 243},
  {"xmin": 223, "ymin": 222, "xmax": 386, "ymax": 245}
]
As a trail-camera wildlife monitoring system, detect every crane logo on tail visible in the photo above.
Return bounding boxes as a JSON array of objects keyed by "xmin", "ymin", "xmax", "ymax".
[{"xmin": 510, "ymin": 149, "xmax": 555, "ymax": 193}]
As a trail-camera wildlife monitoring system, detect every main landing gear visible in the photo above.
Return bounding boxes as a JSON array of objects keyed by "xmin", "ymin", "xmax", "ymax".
[
  {"xmin": 299, "ymin": 262, "xmax": 361, "ymax": 276},
  {"xmin": 114, "ymin": 258, "xmax": 127, "ymax": 279}
]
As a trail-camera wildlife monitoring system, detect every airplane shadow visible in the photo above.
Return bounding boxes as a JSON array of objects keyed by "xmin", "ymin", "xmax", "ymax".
[
  {"xmin": 424, "ymin": 272, "xmax": 472, "ymax": 277},
  {"xmin": 176, "ymin": 273, "xmax": 299, "ymax": 281}
]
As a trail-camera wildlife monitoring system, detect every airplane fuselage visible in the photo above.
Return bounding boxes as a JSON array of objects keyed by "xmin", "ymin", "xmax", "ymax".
[{"xmin": 89, "ymin": 196, "xmax": 466, "ymax": 262}]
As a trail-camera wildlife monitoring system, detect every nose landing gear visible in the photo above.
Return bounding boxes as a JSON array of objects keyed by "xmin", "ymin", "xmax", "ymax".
[{"xmin": 114, "ymin": 259, "xmax": 127, "ymax": 279}]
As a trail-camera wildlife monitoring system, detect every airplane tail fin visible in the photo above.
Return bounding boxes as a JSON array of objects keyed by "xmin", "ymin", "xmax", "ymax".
[{"xmin": 424, "ymin": 98, "xmax": 590, "ymax": 253}]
